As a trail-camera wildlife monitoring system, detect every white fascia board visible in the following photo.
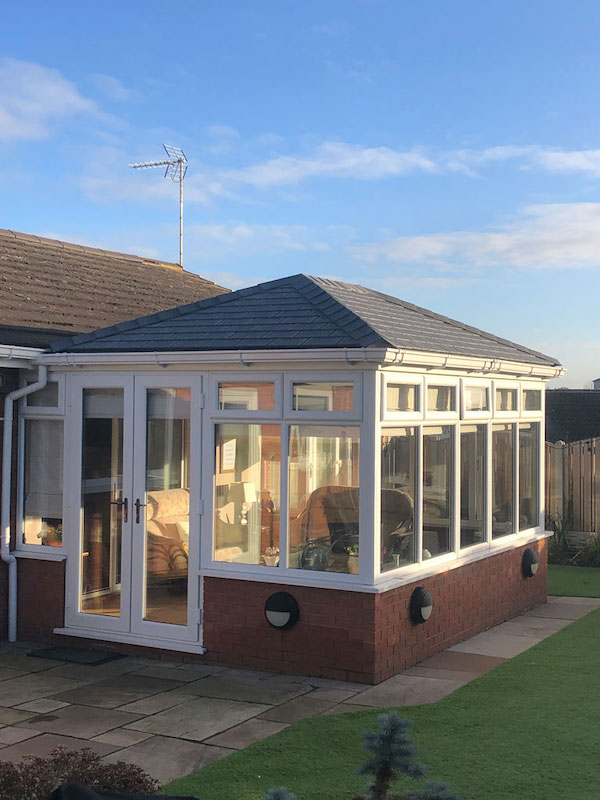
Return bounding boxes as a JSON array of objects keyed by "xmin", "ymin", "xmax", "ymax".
[
  {"xmin": 42, "ymin": 346, "xmax": 564, "ymax": 379},
  {"xmin": 0, "ymin": 344, "xmax": 44, "ymax": 366}
]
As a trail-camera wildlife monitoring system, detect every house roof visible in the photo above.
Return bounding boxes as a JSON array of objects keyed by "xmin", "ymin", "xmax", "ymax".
[
  {"xmin": 546, "ymin": 389, "xmax": 600, "ymax": 443},
  {"xmin": 0, "ymin": 228, "xmax": 229, "ymax": 347},
  {"xmin": 51, "ymin": 274, "xmax": 561, "ymax": 368}
]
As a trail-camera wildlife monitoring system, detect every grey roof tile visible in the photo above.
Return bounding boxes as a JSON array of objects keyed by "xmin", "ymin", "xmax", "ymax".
[{"xmin": 51, "ymin": 273, "xmax": 560, "ymax": 367}]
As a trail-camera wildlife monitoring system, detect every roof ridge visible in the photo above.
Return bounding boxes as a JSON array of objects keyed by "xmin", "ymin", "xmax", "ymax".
[
  {"xmin": 310, "ymin": 276, "xmax": 560, "ymax": 365},
  {"xmin": 0, "ymin": 228, "xmax": 226, "ymax": 283}
]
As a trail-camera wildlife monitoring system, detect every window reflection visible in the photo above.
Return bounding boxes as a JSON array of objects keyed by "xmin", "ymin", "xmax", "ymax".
[
  {"xmin": 288, "ymin": 425, "xmax": 360, "ymax": 573},
  {"xmin": 23, "ymin": 419, "xmax": 63, "ymax": 546},
  {"xmin": 381, "ymin": 428, "xmax": 416, "ymax": 571},
  {"xmin": 519, "ymin": 423, "xmax": 539, "ymax": 530},
  {"xmin": 460, "ymin": 425, "xmax": 485, "ymax": 547},
  {"xmin": 292, "ymin": 382, "xmax": 353, "ymax": 412},
  {"xmin": 386, "ymin": 384, "xmax": 418, "ymax": 413},
  {"xmin": 218, "ymin": 382, "xmax": 275, "ymax": 411},
  {"xmin": 465, "ymin": 387, "xmax": 489, "ymax": 412},
  {"xmin": 523, "ymin": 390, "xmax": 541, "ymax": 411},
  {"xmin": 428, "ymin": 386, "xmax": 455, "ymax": 412},
  {"xmin": 423, "ymin": 426, "xmax": 452, "ymax": 557},
  {"xmin": 496, "ymin": 388, "xmax": 516, "ymax": 412},
  {"xmin": 492, "ymin": 424, "xmax": 514, "ymax": 537},
  {"xmin": 214, "ymin": 424, "xmax": 281, "ymax": 566}
]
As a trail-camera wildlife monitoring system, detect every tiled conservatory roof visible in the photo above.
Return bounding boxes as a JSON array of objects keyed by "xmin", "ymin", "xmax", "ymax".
[{"xmin": 51, "ymin": 274, "xmax": 561, "ymax": 367}]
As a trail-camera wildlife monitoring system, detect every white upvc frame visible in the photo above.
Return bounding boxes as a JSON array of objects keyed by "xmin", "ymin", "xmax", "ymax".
[
  {"xmin": 492, "ymin": 379, "xmax": 520, "ymax": 418},
  {"xmin": 285, "ymin": 371, "xmax": 363, "ymax": 421},
  {"xmin": 457, "ymin": 420, "xmax": 490, "ymax": 554},
  {"xmin": 520, "ymin": 380, "xmax": 545, "ymax": 418},
  {"xmin": 423, "ymin": 375, "xmax": 459, "ymax": 421},
  {"xmin": 516, "ymin": 419, "xmax": 544, "ymax": 536},
  {"xmin": 381, "ymin": 371, "xmax": 424, "ymax": 422},
  {"xmin": 208, "ymin": 372, "xmax": 283, "ymax": 419},
  {"xmin": 20, "ymin": 372, "xmax": 65, "ymax": 416},
  {"xmin": 460, "ymin": 378, "xmax": 492, "ymax": 420}
]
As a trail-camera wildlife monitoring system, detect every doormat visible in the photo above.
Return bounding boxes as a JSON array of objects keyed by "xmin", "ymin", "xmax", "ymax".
[{"xmin": 28, "ymin": 647, "xmax": 126, "ymax": 665}]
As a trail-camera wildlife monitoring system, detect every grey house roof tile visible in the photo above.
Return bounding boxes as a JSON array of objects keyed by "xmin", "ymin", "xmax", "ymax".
[{"xmin": 51, "ymin": 273, "xmax": 560, "ymax": 367}]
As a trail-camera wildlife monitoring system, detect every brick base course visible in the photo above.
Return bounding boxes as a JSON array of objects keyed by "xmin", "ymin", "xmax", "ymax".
[{"xmin": 3, "ymin": 539, "xmax": 546, "ymax": 683}]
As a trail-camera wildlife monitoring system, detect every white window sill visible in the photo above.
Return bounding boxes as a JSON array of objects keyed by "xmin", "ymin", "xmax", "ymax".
[{"xmin": 14, "ymin": 550, "xmax": 67, "ymax": 562}]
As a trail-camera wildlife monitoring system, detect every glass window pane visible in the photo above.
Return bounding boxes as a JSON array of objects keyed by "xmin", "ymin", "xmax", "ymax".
[
  {"xmin": 519, "ymin": 422, "xmax": 540, "ymax": 530},
  {"xmin": 23, "ymin": 419, "xmax": 63, "ymax": 546},
  {"xmin": 26, "ymin": 382, "xmax": 59, "ymax": 407},
  {"xmin": 423, "ymin": 426, "xmax": 453, "ymax": 557},
  {"xmin": 460, "ymin": 425, "xmax": 486, "ymax": 547},
  {"xmin": 465, "ymin": 387, "xmax": 489, "ymax": 412},
  {"xmin": 492, "ymin": 423, "xmax": 514, "ymax": 538},
  {"xmin": 81, "ymin": 389, "xmax": 124, "ymax": 617},
  {"xmin": 427, "ymin": 386, "xmax": 455, "ymax": 412},
  {"xmin": 292, "ymin": 382, "xmax": 353, "ymax": 412},
  {"xmin": 381, "ymin": 428, "xmax": 416, "ymax": 571},
  {"xmin": 523, "ymin": 389, "xmax": 542, "ymax": 411},
  {"xmin": 215, "ymin": 424, "xmax": 281, "ymax": 566},
  {"xmin": 218, "ymin": 382, "xmax": 275, "ymax": 411},
  {"xmin": 496, "ymin": 388, "xmax": 516, "ymax": 412},
  {"xmin": 288, "ymin": 425, "xmax": 360, "ymax": 573},
  {"xmin": 386, "ymin": 384, "xmax": 418, "ymax": 413},
  {"xmin": 145, "ymin": 388, "xmax": 190, "ymax": 625}
]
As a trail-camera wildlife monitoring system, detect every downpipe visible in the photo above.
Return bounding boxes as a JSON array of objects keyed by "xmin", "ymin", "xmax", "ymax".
[{"xmin": 1, "ymin": 364, "xmax": 47, "ymax": 641}]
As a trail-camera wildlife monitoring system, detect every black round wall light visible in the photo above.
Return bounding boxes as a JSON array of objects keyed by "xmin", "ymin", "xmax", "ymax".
[
  {"xmin": 409, "ymin": 586, "xmax": 433, "ymax": 624},
  {"xmin": 522, "ymin": 548, "xmax": 539, "ymax": 579},
  {"xmin": 264, "ymin": 592, "xmax": 300, "ymax": 630}
]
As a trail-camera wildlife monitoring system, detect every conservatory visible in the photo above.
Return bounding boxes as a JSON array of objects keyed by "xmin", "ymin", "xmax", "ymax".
[{"xmin": 14, "ymin": 275, "xmax": 563, "ymax": 683}]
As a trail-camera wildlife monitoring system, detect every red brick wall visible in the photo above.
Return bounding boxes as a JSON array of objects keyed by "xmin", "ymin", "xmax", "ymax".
[
  {"xmin": 9, "ymin": 538, "xmax": 546, "ymax": 683},
  {"xmin": 203, "ymin": 538, "xmax": 547, "ymax": 683}
]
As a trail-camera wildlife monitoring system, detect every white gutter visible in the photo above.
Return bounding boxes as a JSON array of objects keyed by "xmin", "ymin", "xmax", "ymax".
[
  {"xmin": 42, "ymin": 346, "xmax": 564, "ymax": 380},
  {"xmin": 1, "ymin": 364, "xmax": 47, "ymax": 641}
]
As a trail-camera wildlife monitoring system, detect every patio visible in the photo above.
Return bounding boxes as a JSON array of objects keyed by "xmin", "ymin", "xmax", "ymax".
[{"xmin": 0, "ymin": 595, "xmax": 597, "ymax": 786}]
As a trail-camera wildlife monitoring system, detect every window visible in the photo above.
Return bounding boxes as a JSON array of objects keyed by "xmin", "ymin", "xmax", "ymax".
[
  {"xmin": 460, "ymin": 425, "xmax": 486, "ymax": 547},
  {"xmin": 218, "ymin": 382, "xmax": 275, "ymax": 411},
  {"xmin": 26, "ymin": 382, "xmax": 59, "ymax": 408},
  {"xmin": 386, "ymin": 383, "xmax": 419, "ymax": 413},
  {"xmin": 22, "ymin": 419, "xmax": 63, "ymax": 546},
  {"xmin": 492, "ymin": 424, "xmax": 514, "ymax": 537},
  {"xmin": 214, "ymin": 424, "xmax": 281, "ymax": 566},
  {"xmin": 519, "ymin": 423, "xmax": 540, "ymax": 530},
  {"xmin": 523, "ymin": 389, "xmax": 542, "ymax": 412},
  {"xmin": 427, "ymin": 385, "xmax": 456, "ymax": 413},
  {"xmin": 381, "ymin": 428, "xmax": 416, "ymax": 571},
  {"xmin": 423, "ymin": 426, "xmax": 453, "ymax": 557},
  {"xmin": 465, "ymin": 386, "xmax": 489, "ymax": 413},
  {"xmin": 292, "ymin": 382, "xmax": 354, "ymax": 412},
  {"xmin": 288, "ymin": 425, "xmax": 360, "ymax": 573},
  {"xmin": 496, "ymin": 388, "xmax": 517, "ymax": 412}
]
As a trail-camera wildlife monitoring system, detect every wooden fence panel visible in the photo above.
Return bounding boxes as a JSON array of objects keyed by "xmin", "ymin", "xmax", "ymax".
[{"xmin": 545, "ymin": 437, "xmax": 600, "ymax": 532}]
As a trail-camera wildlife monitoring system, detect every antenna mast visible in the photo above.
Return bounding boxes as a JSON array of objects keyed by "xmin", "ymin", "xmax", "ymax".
[{"xmin": 130, "ymin": 144, "xmax": 188, "ymax": 266}]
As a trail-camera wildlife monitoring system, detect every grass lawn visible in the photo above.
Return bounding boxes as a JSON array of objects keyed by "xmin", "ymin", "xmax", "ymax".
[
  {"xmin": 164, "ymin": 608, "xmax": 600, "ymax": 800},
  {"xmin": 548, "ymin": 564, "xmax": 600, "ymax": 597}
]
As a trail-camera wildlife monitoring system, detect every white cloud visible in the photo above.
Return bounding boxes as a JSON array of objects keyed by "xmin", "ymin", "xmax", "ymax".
[
  {"xmin": 187, "ymin": 223, "xmax": 331, "ymax": 258},
  {"xmin": 0, "ymin": 58, "xmax": 98, "ymax": 140},
  {"xmin": 352, "ymin": 203, "xmax": 600, "ymax": 270},
  {"xmin": 89, "ymin": 73, "xmax": 132, "ymax": 101}
]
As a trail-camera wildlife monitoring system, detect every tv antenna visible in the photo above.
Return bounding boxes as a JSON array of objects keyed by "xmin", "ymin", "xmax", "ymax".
[{"xmin": 130, "ymin": 144, "xmax": 188, "ymax": 266}]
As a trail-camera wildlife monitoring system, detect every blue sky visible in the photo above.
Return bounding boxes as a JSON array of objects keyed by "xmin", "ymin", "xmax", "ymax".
[{"xmin": 2, "ymin": 1, "xmax": 600, "ymax": 385}]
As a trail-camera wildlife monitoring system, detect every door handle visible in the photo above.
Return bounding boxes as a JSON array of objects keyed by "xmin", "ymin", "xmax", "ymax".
[
  {"xmin": 135, "ymin": 498, "xmax": 146, "ymax": 524},
  {"xmin": 110, "ymin": 497, "xmax": 128, "ymax": 523}
]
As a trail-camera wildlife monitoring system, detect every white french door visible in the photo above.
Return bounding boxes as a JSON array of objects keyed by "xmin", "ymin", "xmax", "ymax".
[{"xmin": 64, "ymin": 373, "xmax": 202, "ymax": 645}]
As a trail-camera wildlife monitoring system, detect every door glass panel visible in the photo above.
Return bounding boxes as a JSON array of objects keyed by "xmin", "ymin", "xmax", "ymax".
[
  {"xmin": 144, "ymin": 388, "xmax": 190, "ymax": 625},
  {"xmin": 81, "ymin": 389, "xmax": 124, "ymax": 616}
]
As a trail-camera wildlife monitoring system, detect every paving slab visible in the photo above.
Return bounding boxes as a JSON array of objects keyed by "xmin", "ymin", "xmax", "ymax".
[
  {"xmin": 0, "ymin": 733, "xmax": 120, "ymax": 761},
  {"xmin": 526, "ymin": 601, "xmax": 600, "ymax": 620},
  {"xmin": 102, "ymin": 735, "xmax": 233, "ymax": 785},
  {"xmin": 259, "ymin": 696, "xmax": 338, "ymax": 723},
  {"xmin": 0, "ymin": 651, "xmax": 64, "ymax": 673},
  {"xmin": 92, "ymin": 729, "xmax": 153, "ymax": 747},
  {"xmin": 0, "ymin": 673, "xmax": 86, "ymax": 706},
  {"xmin": 49, "ymin": 674, "xmax": 186, "ymax": 708},
  {"xmin": 0, "ymin": 707, "xmax": 38, "ymax": 725},
  {"xmin": 41, "ymin": 659, "xmax": 143, "ymax": 682},
  {"xmin": 0, "ymin": 667, "xmax": 27, "ymax": 681},
  {"xmin": 286, "ymin": 675, "xmax": 368, "ymax": 691},
  {"xmin": 345, "ymin": 674, "xmax": 465, "ymax": 707},
  {"xmin": 204, "ymin": 718, "xmax": 289, "ymax": 749},
  {"xmin": 319, "ymin": 702, "xmax": 367, "ymax": 715},
  {"xmin": 492, "ymin": 617, "xmax": 572, "ymax": 639},
  {"xmin": 417, "ymin": 650, "xmax": 506, "ymax": 674},
  {"xmin": 402, "ymin": 666, "xmax": 480, "ymax": 682},
  {"xmin": 184, "ymin": 674, "xmax": 312, "ymax": 705},
  {"xmin": 548, "ymin": 596, "xmax": 600, "ymax": 607},
  {"xmin": 14, "ymin": 698, "xmax": 70, "ymax": 713},
  {"xmin": 129, "ymin": 665, "xmax": 220, "ymax": 682},
  {"xmin": 15, "ymin": 704, "xmax": 141, "ymax": 739},
  {"xmin": 0, "ymin": 726, "xmax": 42, "ymax": 746},
  {"xmin": 118, "ymin": 690, "xmax": 197, "ymax": 715},
  {"xmin": 308, "ymin": 687, "xmax": 360, "ymax": 703},
  {"xmin": 449, "ymin": 631, "xmax": 541, "ymax": 658},
  {"xmin": 125, "ymin": 696, "xmax": 271, "ymax": 741}
]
